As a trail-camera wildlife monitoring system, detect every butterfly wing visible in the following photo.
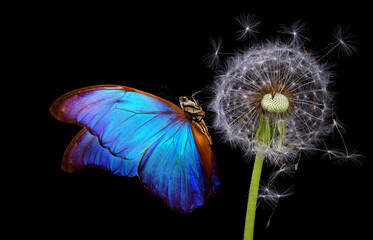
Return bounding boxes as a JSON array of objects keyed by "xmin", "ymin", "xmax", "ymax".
[
  {"xmin": 191, "ymin": 122, "xmax": 220, "ymax": 197},
  {"xmin": 51, "ymin": 85, "xmax": 220, "ymax": 213},
  {"xmin": 62, "ymin": 128, "xmax": 140, "ymax": 176},
  {"xmin": 139, "ymin": 120, "xmax": 220, "ymax": 213},
  {"xmin": 50, "ymin": 85, "xmax": 182, "ymax": 161}
]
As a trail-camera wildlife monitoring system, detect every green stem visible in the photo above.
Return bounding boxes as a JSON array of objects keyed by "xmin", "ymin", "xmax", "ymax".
[
  {"xmin": 244, "ymin": 114, "xmax": 286, "ymax": 239},
  {"xmin": 243, "ymin": 151, "xmax": 264, "ymax": 240}
]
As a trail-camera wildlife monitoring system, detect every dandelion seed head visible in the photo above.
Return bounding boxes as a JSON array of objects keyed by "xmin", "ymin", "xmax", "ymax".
[{"xmin": 209, "ymin": 40, "xmax": 334, "ymax": 163}]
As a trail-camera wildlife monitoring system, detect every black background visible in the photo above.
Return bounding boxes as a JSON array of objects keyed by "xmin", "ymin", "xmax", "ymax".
[{"xmin": 35, "ymin": 2, "xmax": 371, "ymax": 240}]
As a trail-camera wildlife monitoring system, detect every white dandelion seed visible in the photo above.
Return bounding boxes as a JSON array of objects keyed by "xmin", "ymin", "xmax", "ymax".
[
  {"xmin": 271, "ymin": 163, "xmax": 296, "ymax": 180},
  {"xmin": 323, "ymin": 148, "xmax": 363, "ymax": 167},
  {"xmin": 235, "ymin": 13, "xmax": 261, "ymax": 41},
  {"xmin": 258, "ymin": 183, "xmax": 294, "ymax": 209},
  {"xmin": 278, "ymin": 19, "xmax": 309, "ymax": 46},
  {"xmin": 330, "ymin": 25, "xmax": 358, "ymax": 56},
  {"xmin": 204, "ymin": 36, "xmax": 224, "ymax": 69}
]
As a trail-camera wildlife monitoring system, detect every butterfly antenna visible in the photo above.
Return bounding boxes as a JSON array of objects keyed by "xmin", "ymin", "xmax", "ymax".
[
  {"xmin": 191, "ymin": 85, "xmax": 209, "ymax": 104},
  {"xmin": 198, "ymin": 99, "xmax": 217, "ymax": 107},
  {"xmin": 160, "ymin": 85, "xmax": 179, "ymax": 101}
]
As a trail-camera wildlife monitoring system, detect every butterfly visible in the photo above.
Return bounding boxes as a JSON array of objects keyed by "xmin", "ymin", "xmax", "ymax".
[{"xmin": 50, "ymin": 84, "xmax": 220, "ymax": 214}]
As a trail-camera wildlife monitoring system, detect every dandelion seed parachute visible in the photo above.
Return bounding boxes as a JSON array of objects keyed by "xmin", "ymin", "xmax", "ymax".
[
  {"xmin": 323, "ymin": 148, "xmax": 363, "ymax": 167},
  {"xmin": 210, "ymin": 40, "xmax": 334, "ymax": 164},
  {"xmin": 204, "ymin": 37, "xmax": 224, "ymax": 69},
  {"xmin": 258, "ymin": 183, "xmax": 294, "ymax": 209},
  {"xmin": 278, "ymin": 19, "xmax": 309, "ymax": 46},
  {"xmin": 235, "ymin": 13, "xmax": 261, "ymax": 41},
  {"xmin": 331, "ymin": 25, "xmax": 358, "ymax": 56}
]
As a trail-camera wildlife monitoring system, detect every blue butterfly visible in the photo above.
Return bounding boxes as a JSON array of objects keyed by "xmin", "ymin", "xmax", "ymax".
[{"xmin": 50, "ymin": 85, "xmax": 220, "ymax": 213}]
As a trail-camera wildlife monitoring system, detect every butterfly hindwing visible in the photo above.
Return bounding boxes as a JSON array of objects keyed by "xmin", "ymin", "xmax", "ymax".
[
  {"xmin": 63, "ymin": 128, "xmax": 140, "ymax": 177},
  {"xmin": 138, "ymin": 121, "xmax": 208, "ymax": 213}
]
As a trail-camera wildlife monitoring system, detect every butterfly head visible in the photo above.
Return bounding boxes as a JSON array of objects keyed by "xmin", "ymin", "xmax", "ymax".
[{"xmin": 179, "ymin": 96, "xmax": 205, "ymax": 122}]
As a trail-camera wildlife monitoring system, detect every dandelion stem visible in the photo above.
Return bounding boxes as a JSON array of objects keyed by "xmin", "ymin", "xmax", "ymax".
[
  {"xmin": 244, "ymin": 151, "xmax": 264, "ymax": 240},
  {"xmin": 244, "ymin": 113, "xmax": 286, "ymax": 239}
]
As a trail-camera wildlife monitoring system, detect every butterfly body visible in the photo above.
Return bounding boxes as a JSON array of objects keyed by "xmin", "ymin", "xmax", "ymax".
[
  {"xmin": 179, "ymin": 96, "xmax": 212, "ymax": 145},
  {"xmin": 51, "ymin": 85, "xmax": 220, "ymax": 213}
]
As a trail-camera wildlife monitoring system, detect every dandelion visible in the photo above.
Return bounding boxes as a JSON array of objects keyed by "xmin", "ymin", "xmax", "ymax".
[
  {"xmin": 211, "ymin": 40, "xmax": 334, "ymax": 164},
  {"xmin": 208, "ymin": 15, "xmax": 361, "ymax": 240}
]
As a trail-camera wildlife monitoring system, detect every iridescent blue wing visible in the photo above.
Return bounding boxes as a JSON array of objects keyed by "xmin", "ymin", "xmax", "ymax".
[
  {"xmin": 50, "ymin": 85, "xmax": 220, "ymax": 213},
  {"xmin": 139, "ymin": 120, "xmax": 220, "ymax": 213},
  {"xmin": 50, "ymin": 85, "xmax": 182, "ymax": 161},
  {"xmin": 62, "ymin": 128, "xmax": 140, "ymax": 176}
]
